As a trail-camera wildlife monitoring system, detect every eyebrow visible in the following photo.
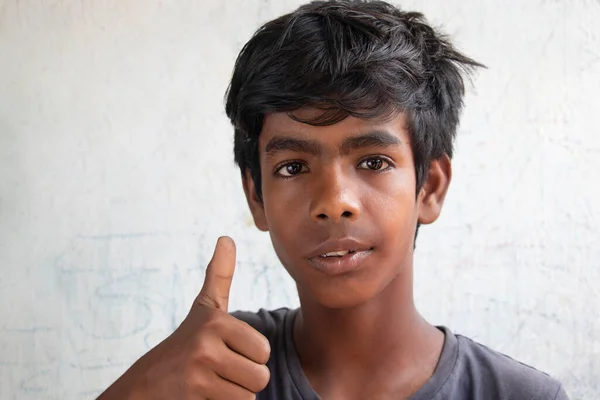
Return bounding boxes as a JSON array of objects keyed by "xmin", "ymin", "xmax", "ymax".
[
  {"xmin": 264, "ymin": 130, "xmax": 402, "ymax": 157},
  {"xmin": 339, "ymin": 130, "xmax": 402, "ymax": 155},
  {"xmin": 265, "ymin": 137, "xmax": 322, "ymax": 156}
]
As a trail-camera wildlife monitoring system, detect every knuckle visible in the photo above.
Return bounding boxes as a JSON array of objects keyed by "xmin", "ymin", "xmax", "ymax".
[
  {"xmin": 201, "ymin": 311, "xmax": 227, "ymax": 332},
  {"xmin": 195, "ymin": 292, "xmax": 222, "ymax": 310},
  {"xmin": 250, "ymin": 365, "xmax": 270, "ymax": 392},
  {"xmin": 191, "ymin": 370, "xmax": 213, "ymax": 393},
  {"xmin": 260, "ymin": 365, "xmax": 271, "ymax": 387},
  {"xmin": 193, "ymin": 339, "xmax": 220, "ymax": 367},
  {"xmin": 184, "ymin": 364, "xmax": 207, "ymax": 391},
  {"xmin": 196, "ymin": 347, "xmax": 218, "ymax": 367},
  {"xmin": 257, "ymin": 345, "xmax": 271, "ymax": 365},
  {"xmin": 236, "ymin": 389, "xmax": 256, "ymax": 400}
]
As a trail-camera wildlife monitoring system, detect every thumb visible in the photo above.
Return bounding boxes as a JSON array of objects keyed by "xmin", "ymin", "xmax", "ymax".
[{"xmin": 196, "ymin": 236, "xmax": 236, "ymax": 311}]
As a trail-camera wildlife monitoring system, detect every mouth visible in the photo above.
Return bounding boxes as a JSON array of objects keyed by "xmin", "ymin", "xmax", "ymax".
[
  {"xmin": 307, "ymin": 238, "xmax": 374, "ymax": 274},
  {"xmin": 320, "ymin": 249, "xmax": 356, "ymax": 258},
  {"xmin": 309, "ymin": 237, "xmax": 372, "ymax": 258}
]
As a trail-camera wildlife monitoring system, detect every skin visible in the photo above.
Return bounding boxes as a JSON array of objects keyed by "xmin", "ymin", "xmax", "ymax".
[
  {"xmin": 242, "ymin": 109, "xmax": 452, "ymax": 399},
  {"xmin": 97, "ymin": 108, "xmax": 452, "ymax": 400},
  {"xmin": 97, "ymin": 237, "xmax": 272, "ymax": 400}
]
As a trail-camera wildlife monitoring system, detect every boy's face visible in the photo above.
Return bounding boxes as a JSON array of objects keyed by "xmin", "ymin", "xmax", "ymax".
[{"xmin": 243, "ymin": 109, "xmax": 450, "ymax": 308}]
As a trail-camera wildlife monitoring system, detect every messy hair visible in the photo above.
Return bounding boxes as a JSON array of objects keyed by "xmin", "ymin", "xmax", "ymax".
[{"xmin": 225, "ymin": 0, "xmax": 483, "ymax": 200}]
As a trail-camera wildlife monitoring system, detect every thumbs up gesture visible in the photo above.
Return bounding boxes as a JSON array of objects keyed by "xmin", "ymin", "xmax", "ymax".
[{"xmin": 97, "ymin": 237, "xmax": 271, "ymax": 400}]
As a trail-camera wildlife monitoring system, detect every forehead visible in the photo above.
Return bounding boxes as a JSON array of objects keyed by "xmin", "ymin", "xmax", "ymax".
[{"xmin": 259, "ymin": 110, "xmax": 411, "ymax": 146}]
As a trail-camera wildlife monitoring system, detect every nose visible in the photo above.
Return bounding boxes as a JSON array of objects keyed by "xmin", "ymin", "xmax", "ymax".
[{"xmin": 309, "ymin": 167, "xmax": 361, "ymax": 223}]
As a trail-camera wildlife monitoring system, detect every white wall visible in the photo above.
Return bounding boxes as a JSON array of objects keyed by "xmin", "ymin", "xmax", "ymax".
[{"xmin": 0, "ymin": 1, "xmax": 598, "ymax": 398}]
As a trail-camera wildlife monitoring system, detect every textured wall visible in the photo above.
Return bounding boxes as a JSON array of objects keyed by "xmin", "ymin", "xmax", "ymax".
[{"xmin": 0, "ymin": 1, "xmax": 599, "ymax": 399}]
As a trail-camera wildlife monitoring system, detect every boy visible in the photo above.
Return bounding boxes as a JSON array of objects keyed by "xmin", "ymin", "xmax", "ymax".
[{"xmin": 99, "ymin": 1, "xmax": 569, "ymax": 399}]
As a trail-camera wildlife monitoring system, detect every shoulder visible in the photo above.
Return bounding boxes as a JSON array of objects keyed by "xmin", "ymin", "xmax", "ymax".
[
  {"xmin": 453, "ymin": 332, "xmax": 568, "ymax": 400},
  {"xmin": 230, "ymin": 307, "xmax": 294, "ymax": 340}
]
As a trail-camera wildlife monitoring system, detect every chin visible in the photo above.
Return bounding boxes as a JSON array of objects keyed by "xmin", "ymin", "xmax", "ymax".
[{"xmin": 296, "ymin": 275, "xmax": 386, "ymax": 310}]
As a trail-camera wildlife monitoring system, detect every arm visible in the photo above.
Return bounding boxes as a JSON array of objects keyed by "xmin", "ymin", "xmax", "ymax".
[{"xmin": 95, "ymin": 237, "xmax": 270, "ymax": 400}]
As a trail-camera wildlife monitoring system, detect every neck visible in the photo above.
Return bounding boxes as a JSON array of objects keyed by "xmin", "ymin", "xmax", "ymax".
[{"xmin": 293, "ymin": 259, "xmax": 444, "ymax": 397}]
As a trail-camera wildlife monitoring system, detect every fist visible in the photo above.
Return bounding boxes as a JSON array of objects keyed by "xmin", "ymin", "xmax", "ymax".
[{"xmin": 97, "ymin": 237, "xmax": 271, "ymax": 400}]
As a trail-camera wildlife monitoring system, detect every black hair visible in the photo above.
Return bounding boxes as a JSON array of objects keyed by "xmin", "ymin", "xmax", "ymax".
[{"xmin": 225, "ymin": 0, "xmax": 483, "ymax": 201}]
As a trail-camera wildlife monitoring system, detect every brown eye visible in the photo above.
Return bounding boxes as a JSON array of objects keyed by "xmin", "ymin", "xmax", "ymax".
[
  {"xmin": 358, "ymin": 157, "xmax": 389, "ymax": 171},
  {"xmin": 276, "ymin": 162, "xmax": 308, "ymax": 177}
]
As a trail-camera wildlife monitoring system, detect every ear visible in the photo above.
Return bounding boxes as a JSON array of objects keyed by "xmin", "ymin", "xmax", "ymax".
[
  {"xmin": 242, "ymin": 169, "xmax": 269, "ymax": 232},
  {"xmin": 417, "ymin": 153, "xmax": 452, "ymax": 225}
]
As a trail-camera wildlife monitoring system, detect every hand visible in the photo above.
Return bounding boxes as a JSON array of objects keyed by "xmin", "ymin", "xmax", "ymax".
[{"xmin": 97, "ymin": 236, "xmax": 271, "ymax": 400}]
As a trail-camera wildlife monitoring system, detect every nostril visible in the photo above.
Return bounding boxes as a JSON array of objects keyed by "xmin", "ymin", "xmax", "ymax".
[
  {"xmin": 317, "ymin": 213, "xmax": 328, "ymax": 220},
  {"xmin": 341, "ymin": 211, "xmax": 353, "ymax": 218}
]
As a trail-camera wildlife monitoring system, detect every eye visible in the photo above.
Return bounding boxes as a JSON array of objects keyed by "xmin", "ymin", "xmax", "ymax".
[
  {"xmin": 275, "ymin": 161, "xmax": 309, "ymax": 177},
  {"xmin": 358, "ymin": 156, "xmax": 391, "ymax": 171}
]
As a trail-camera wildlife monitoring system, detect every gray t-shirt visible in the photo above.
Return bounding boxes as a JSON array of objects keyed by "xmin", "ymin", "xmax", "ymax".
[{"xmin": 233, "ymin": 308, "xmax": 569, "ymax": 400}]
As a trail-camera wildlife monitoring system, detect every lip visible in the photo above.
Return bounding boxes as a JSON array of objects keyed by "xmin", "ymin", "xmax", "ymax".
[{"xmin": 307, "ymin": 238, "xmax": 373, "ymax": 275}]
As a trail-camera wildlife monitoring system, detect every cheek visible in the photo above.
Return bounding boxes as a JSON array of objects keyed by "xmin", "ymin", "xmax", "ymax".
[
  {"xmin": 365, "ymin": 172, "xmax": 419, "ymax": 244},
  {"xmin": 367, "ymin": 169, "xmax": 417, "ymax": 214},
  {"xmin": 263, "ymin": 181, "xmax": 302, "ymax": 220},
  {"xmin": 261, "ymin": 182, "xmax": 306, "ymax": 253}
]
